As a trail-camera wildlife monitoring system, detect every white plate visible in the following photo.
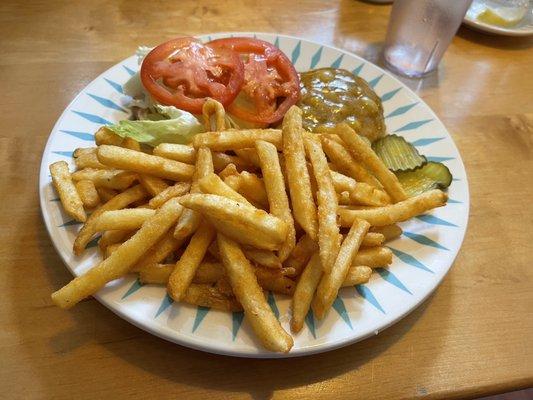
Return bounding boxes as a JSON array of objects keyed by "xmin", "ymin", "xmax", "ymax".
[
  {"xmin": 39, "ymin": 32, "xmax": 470, "ymax": 358},
  {"xmin": 463, "ymin": 0, "xmax": 533, "ymax": 36}
]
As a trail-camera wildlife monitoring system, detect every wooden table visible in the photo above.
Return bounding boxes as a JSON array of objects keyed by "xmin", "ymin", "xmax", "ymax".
[{"xmin": 1, "ymin": 1, "xmax": 532, "ymax": 399}]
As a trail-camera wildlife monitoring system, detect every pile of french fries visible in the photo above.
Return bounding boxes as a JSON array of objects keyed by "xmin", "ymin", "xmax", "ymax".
[{"xmin": 49, "ymin": 100, "xmax": 447, "ymax": 353}]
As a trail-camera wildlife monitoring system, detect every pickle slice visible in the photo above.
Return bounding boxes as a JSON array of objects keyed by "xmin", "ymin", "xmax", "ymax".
[
  {"xmin": 372, "ymin": 134, "xmax": 427, "ymax": 172},
  {"xmin": 395, "ymin": 162, "xmax": 453, "ymax": 197}
]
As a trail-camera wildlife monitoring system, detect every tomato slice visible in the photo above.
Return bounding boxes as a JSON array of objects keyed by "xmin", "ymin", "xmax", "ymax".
[
  {"xmin": 208, "ymin": 37, "xmax": 300, "ymax": 124},
  {"xmin": 140, "ymin": 37, "xmax": 244, "ymax": 114}
]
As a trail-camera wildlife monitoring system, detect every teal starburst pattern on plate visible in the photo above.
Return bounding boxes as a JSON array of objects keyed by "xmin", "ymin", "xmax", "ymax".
[
  {"xmin": 305, "ymin": 309, "xmax": 317, "ymax": 339},
  {"xmin": 411, "ymin": 137, "xmax": 444, "ymax": 147},
  {"xmin": 58, "ymin": 219, "xmax": 82, "ymax": 227},
  {"xmin": 192, "ymin": 306, "xmax": 210, "ymax": 332},
  {"xmin": 388, "ymin": 247, "xmax": 434, "ymax": 273},
  {"xmin": 155, "ymin": 294, "xmax": 174, "ymax": 318},
  {"xmin": 104, "ymin": 78, "xmax": 124, "ymax": 94},
  {"xmin": 267, "ymin": 292, "xmax": 279, "ymax": 319},
  {"xmin": 121, "ymin": 278, "xmax": 143, "ymax": 299},
  {"xmin": 123, "ymin": 65, "xmax": 136, "ymax": 76},
  {"xmin": 332, "ymin": 297, "xmax": 353, "ymax": 329},
  {"xmin": 50, "ymin": 197, "xmax": 60, "ymax": 202},
  {"xmin": 52, "ymin": 151, "xmax": 74, "ymax": 157},
  {"xmin": 356, "ymin": 285, "xmax": 385, "ymax": 314},
  {"xmin": 353, "ymin": 63, "xmax": 364, "ymax": 76},
  {"xmin": 291, "ymin": 41, "xmax": 301, "ymax": 64},
  {"xmin": 386, "ymin": 102, "xmax": 417, "ymax": 118},
  {"xmin": 394, "ymin": 119, "xmax": 432, "ymax": 132},
  {"xmin": 60, "ymin": 130, "xmax": 94, "ymax": 141},
  {"xmin": 232, "ymin": 311, "xmax": 245, "ymax": 340},
  {"xmin": 402, "ymin": 231, "xmax": 449, "ymax": 251},
  {"xmin": 72, "ymin": 110, "xmax": 112, "ymax": 125},
  {"xmin": 381, "ymin": 87, "xmax": 401, "ymax": 102},
  {"xmin": 310, "ymin": 46, "xmax": 323, "ymax": 69},
  {"xmin": 368, "ymin": 74, "xmax": 383, "ymax": 88},
  {"xmin": 87, "ymin": 94, "xmax": 128, "ymax": 113},
  {"xmin": 330, "ymin": 54, "xmax": 344, "ymax": 68},
  {"xmin": 426, "ymin": 156, "xmax": 455, "ymax": 163},
  {"xmin": 416, "ymin": 214, "xmax": 457, "ymax": 227},
  {"xmin": 86, "ymin": 235, "xmax": 101, "ymax": 248},
  {"xmin": 274, "ymin": 36, "xmax": 280, "ymax": 48},
  {"xmin": 376, "ymin": 268, "xmax": 412, "ymax": 295},
  {"xmin": 447, "ymin": 198, "xmax": 462, "ymax": 204}
]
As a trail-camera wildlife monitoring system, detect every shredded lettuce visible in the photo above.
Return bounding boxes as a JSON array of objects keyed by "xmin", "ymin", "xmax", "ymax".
[{"xmin": 107, "ymin": 105, "xmax": 205, "ymax": 146}]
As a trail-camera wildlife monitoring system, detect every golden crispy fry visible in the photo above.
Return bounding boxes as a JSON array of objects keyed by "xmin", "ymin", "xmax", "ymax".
[
  {"xmin": 194, "ymin": 262, "xmax": 225, "ymax": 284},
  {"xmin": 192, "ymin": 129, "xmax": 282, "ymax": 151},
  {"xmin": 72, "ymin": 168, "xmax": 138, "ymax": 190},
  {"xmin": 224, "ymin": 172, "xmax": 269, "ymax": 209},
  {"xmin": 73, "ymin": 185, "xmax": 148, "ymax": 255},
  {"xmin": 148, "ymin": 182, "xmax": 191, "ymax": 209},
  {"xmin": 244, "ymin": 248, "xmax": 282, "ymax": 269},
  {"xmin": 74, "ymin": 150, "xmax": 109, "ymax": 170},
  {"xmin": 282, "ymin": 106, "xmax": 318, "ymax": 240},
  {"xmin": 215, "ymin": 277, "xmax": 234, "ymax": 297},
  {"xmin": 183, "ymin": 284, "xmax": 242, "ymax": 312},
  {"xmin": 104, "ymin": 243, "xmax": 120, "ymax": 259},
  {"xmin": 98, "ymin": 230, "xmax": 132, "ymax": 251},
  {"xmin": 75, "ymin": 180, "xmax": 100, "ymax": 209},
  {"xmin": 173, "ymin": 147, "xmax": 213, "ymax": 239},
  {"xmin": 330, "ymin": 170, "xmax": 390, "ymax": 206},
  {"xmin": 139, "ymin": 261, "xmax": 225, "ymax": 285},
  {"xmin": 334, "ymin": 123, "xmax": 407, "ymax": 202},
  {"xmin": 73, "ymin": 147, "xmax": 96, "ymax": 157},
  {"xmin": 52, "ymin": 197, "xmax": 184, "ymax": 308},
  {"xmin": 219, "ymin": 164, "xmax": 239, "ymax": 180},
  {"xmin": 217, "ymin": 234, "xmax": 293, "ymax": 353},
  {"xmin": 94, "ymin": 208, "xmax": 156, "ymax": 231},
  {"xmin": 94, "ymin": 127, "xmax": 123, "ymax": 146},
  {"xmin": 282, "ymin": 234, "xmax": 319, "ymax": 277},
  {"xmin": 339, "ymin": 189, "xmax": 448, "ymax": 227},
  {"xmin": 198, "ymin": 174, "xmax": 250, "ymax": 204},
  {"xmin": 352, "ymin": 246, "xmax": 393, "ymax": 267},
  {"xmin": 234, "ymin": 148, "xmax": 260, "ymax": 167},
  {"xmin": 370, "ymin": 224, "xmax": 403, "ymax": 241},
  {"xmin": 291, "ymin": 253, "xmax": 323, "ymax": 332},
  {"xmin": 330, "ymin": 169, "xmax": 356, "ymax": 193},
  {"xmin": 304, "ymin": 133, "xmax": 340, "ymax": 272},
  {"xmin": 122, "ymin": 137, "xmax": 141, "ymax": 151},
  {"xmin": 202, "ymin": 98, "xmax": 226, "ymax": 131},
  {"xmin": 313, "ymin": 219, "xmax": 370, "ymax": 319},
  {"xmin": 321, "ymin": 135, "xmax": 382, "ymax": 188},
  {"xmin": 180, "ymin": 193, "xmax": 288, "ymax": 250},
  {"xmin": 254, "ymin": 267, "xmax": 296, "ymax": 295},
  {"xmin": 97, "ymin": 145, "xmax": 195, "ymax": 181},
  {"xmin": 213, "ymin": 152, "xmax": 255, "ymax": 172},
  {"xmin": 49, "ymin": 161, "xmax": 86, "ymax": 222},
  {"xmin": 138, "ymin": 175, "xmax": 169, "ymax": 196},
  {"xmin": 131, "ymin": 231, "xmax": 183, "ymax": 272},
  {"xmin": 361, "ymin": 232, "xmax": 385, "ymax": 247},
  {"xmin": 342, "ymin": 265, "xmax": 373, "ymax": 286},
  {"xmin": 168, "ymin": 221, "xmax": 216, "ymax": 301},
  {"xmin": 95, "ymin": 187, "xmax": 117, "ymax": 202},
  {"xmin": 153, "ymin": 143, "xmax": 196, "ymax": 164},
  {"xmin": 256, "ymin": 140, "xmax": 296, "ymax": 262}
]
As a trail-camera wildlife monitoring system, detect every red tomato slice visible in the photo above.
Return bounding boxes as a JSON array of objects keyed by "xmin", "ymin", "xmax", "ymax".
[
  {"xmin": 140, "ymin": 37, "xmax": 244, "ymax": 114},
  {"xmin": 208, "ymin": 37, "xmax": 300, "ymax": 124}
]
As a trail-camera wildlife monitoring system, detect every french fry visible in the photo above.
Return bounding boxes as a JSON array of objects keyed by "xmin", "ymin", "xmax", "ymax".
[
  {"xmin": 98, "ymin": 229, "xmax": 132, "ymax": 251},
  {"xmin": 213, "ymin": 152, "xmax": 255, "ymax": 172},
  {"xmin": 217, "ymin": 234, "xmax": 293, "ymax": 353},
  {"xmin": 291, "ymin": 252, "xmax": 323, "ymax": 332},
  {"xmin": 304, "ymin": 133, "xmax": 340, "ymax": 272},
  {"xmin": 168, "ymin": 221, "xmax": 216, "ymax": 301},
  {"xmin": 342, "ymin": 265, "xmax": 373, "ymax": 286},
  {"xmin": 198, "ymin": 174, "xmax": 250, "ymax": 204},
  {"xmin": 138, "ymin": 263, "xmax": 174, "ymax": 284},
  {"xmin": 215, "ymin": 277, "xmax": 234, "ymax": 297},
  {"xmin": 75, "ymin": 180, "xmax": 100, "ymax": 209},
  {"xmin": 244, "ymin": 248, "xmax": 282, "ymax": 269},
  {"xmin": 153, "ymin": 143, "xmax": 196, "ymax": 164},
  {"xmin": 282, "ymin": 106, "xmax": 318, "ymax": 240},
  {"xmin": 283, "ymin": 234, "xmax": 318, "ymax": 277},
  {"xmin": 370, "ymin": 224, "xmax": 403, "ymax": 241},
  {"xmin": 219, "ymin": 163, "xmax": 239, "ymax": 180},
  {"xmin": 338, "ymin": 189, "xmax": 448, "ymax": 227},
  {"xmin": 95, "ymin": 187, "xmax": 117, "ymax": 203},
  {"xmin": 202, "ymin": 97, "xmax": 226, "ymax": 131},
  {"xmin": 138, "ymin": 175, "xmax": 169, "ymax": 196},
  {"xmin": 234, "ymin": 148, "xmax": 260, "ymax": 167},
  {"xmin": 122, "ymin": 137, "xmax": 141, "ymax": 151},
  {"xmin": 224, "ymin": 172, "xmax": 269, "ymax": 209},
  {"xmin": 131, "ymin": 230, "xmax": 184, "ymax": 272},
  {"xmin": 330, "ymin": 170, "xmax": 390, "ymax": 206},
  {"xmin": 183, "ymin": 284, "xmax": 242, "ymax": 312},
  {"xmin": 352, "ymin": 246, "xmax": 393, "ymax": 267},
  {"xmin": 52, "ymin": 197, "xmax": 184, "ymax": 308},
  {"xmin": 256, "ymin": 140, "xmax": 296, "ymax": 262},
  {"xmin": 192, "ymin": 129, "xmax": 282, "ymax": 151},
  {"xmin": 49, "ymin": 161, "xmax": 86, "ymax": 222},
  {"xmin": 148, "ymin": 182, "xmax": 191, "ymax": 208},
  {"xmin": 180, "ymin": 194, "xmax": 288, "ymax": 250},
  {"xmin": 254, "ymin": 267, "xmax": 296, "ymax": 295},
  {"xmin": 73, "ymin": 147, "xmax": 96, "ymax": 157},
  {"xmin": 194, "ymin": 262, "xmax": 225, "ymax": 284},
  {"xmin": 94, "ymin": 208, "xmax": 156, "ymax": 231},
  {"xmin": 97, "ymin": 145, "xmax": 195, "ymax": 181},
  {"xmin": 361, "ymin": 232, "xmax": 385, "ymax": 247},
  {"xmin": 74, "ymin": 150, "xmax": 109, "ymax": 170},
  {"xmin": 321, "ymin": 135, "xmax": 381, "ymax": 188},
  {"xmin": 72, "ymin": 168, "xmax": 138, "ymax": 190},
  {"xmin": 313, "ymin": 219, "xmax": 370, "ymax": 319},
  {"xmin": 73, "ymin": 185, "xmax": 147, "ymax": 255},
  {"xmin": 104, "ymin": 243, "xmax": 120, "ymax": 259},
  {"xmin": 334, "ymin": 123, "xmax": 407, "ymax": 202},
  {"xmin": 173, "ymin": 147, "xmax": 213, "ymax": 239},
  {"xmin": 94, "ymin": 127, "xmax": 123, "ymax": 146}
]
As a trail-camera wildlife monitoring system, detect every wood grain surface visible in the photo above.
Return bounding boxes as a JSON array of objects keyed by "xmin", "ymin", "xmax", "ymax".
[{"xmin": 1, "ymin": 1, "xmax": 532, "ymax": 399}]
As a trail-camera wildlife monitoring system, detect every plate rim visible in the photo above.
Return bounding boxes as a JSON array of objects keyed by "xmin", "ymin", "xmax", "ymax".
[{"xmin": 39, "ymin": 32, "xmax": 470, "ymax": 358}]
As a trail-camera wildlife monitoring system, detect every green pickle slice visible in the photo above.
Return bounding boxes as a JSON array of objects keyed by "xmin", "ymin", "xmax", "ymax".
[
  {"xmin": 395, "ymin": 162, "xmax": 453, "ymax": 197},
  {"xmin": 372, "ymin": 134, "xmax": 427, "ymax": 172}
]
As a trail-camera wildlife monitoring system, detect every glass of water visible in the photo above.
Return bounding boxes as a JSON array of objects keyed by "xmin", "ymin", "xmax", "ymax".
[{"xmin": 383, "ymin": 0, "xmax": 473, "ymax": 78}]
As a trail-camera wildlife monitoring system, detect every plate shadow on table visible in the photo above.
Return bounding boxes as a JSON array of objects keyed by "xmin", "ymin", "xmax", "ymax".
[{"xmin": 20, "ymin": 211, "xmax": 455, "ymax": 400}]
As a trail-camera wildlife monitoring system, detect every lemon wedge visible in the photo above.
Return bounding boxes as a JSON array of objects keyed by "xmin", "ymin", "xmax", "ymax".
[{"xmin": 477, "ymin": 5, "xmax": 527, "ymax": 27}]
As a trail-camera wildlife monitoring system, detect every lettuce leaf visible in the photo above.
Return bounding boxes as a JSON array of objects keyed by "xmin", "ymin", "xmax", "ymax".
[{"xmin": 107, "ymin": 105, "xmax": 205, "ymax": 146}]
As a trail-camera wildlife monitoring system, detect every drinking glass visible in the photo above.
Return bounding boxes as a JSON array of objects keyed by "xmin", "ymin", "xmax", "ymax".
[{"xmin": 383, "ymin": 0, "xmax": 473, "ymax": 78}]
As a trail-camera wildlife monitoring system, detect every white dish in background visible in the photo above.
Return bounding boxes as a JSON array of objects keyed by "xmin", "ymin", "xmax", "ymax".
[
  {"xmin": 39, "ymin": 32, "xmax": 469, "ymax": 358},
  {"xmin": 463, "ymin": 0, "xmax": 533, "ymax": 36}
]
